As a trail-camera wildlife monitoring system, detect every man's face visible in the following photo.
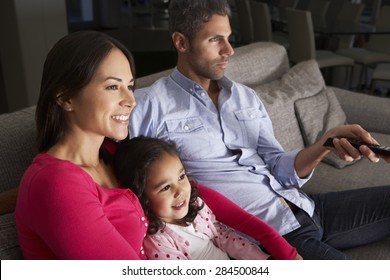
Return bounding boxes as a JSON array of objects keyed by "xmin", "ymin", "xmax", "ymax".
[{"xmin": 184, "ymin": 15, "xmax": 234, "ymax": 85}]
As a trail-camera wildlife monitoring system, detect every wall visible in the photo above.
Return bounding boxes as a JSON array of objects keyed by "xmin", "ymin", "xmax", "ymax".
[{"xmin": 0, "ymin": 0, "xmax": 68, "ymax": 113}]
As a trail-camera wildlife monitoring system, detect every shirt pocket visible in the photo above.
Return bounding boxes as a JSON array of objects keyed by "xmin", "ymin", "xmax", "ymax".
[
  {"xmin": 234, "ymin": 108, "xmax": 265, "ymax": 147},
  {"xmin": 163, "ymin": 118, "xmax": 212, "ymax": 160}
]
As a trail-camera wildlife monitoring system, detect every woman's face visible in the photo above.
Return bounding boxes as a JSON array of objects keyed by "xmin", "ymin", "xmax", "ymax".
[
  {"xmin": 66, "ymin": 48, "xmax": 136, "ymax": 141},
  {"xmin": 145, "ymin": 152, "xmax": 192, "ymax": 225}
]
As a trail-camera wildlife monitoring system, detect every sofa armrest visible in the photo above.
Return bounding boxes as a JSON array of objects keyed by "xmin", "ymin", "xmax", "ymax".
[{"xmin": 331, "ymin": 87, "xmax": 390, "ymax": 135}]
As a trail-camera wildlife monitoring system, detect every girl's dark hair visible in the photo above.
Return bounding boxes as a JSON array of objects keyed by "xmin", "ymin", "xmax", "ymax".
[
  {"xmin": 168, "ymin": 0, "xmax": 231, "ymax": 42},
  {"xmin": 36, "ymin": 30, "xmax": 136, "ymax": 152},
  {"xmin": 114, "ymin": 136, "xmax": 203, "ymax": 234}
]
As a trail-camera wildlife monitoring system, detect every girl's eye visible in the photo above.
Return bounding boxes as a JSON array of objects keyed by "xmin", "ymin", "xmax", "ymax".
[
  {"xmin": 179, "ymin": 173, "xmax": 186, "ymax": 181},
  {"xmin": 106, "ymin": 85, "xmax": 118, "ymax": 90},
  {"xmin": 160, "ymin": 185, "xmax": 170, "ymax": 192}
]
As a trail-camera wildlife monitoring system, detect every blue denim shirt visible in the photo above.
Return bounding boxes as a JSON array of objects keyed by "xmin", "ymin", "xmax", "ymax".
[{"xmin": 130, "ymin": 68, "xmax": 315, "ymax": 235}]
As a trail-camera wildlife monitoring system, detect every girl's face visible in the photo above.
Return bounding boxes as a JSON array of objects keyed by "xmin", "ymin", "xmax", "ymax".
[
  {"xmin": 145, "ymin": 152, "xmax": 191, "ymax": 225},
  {"xmin": 65, "ymin": 48, "xmax": 136, "ymax": 141}
]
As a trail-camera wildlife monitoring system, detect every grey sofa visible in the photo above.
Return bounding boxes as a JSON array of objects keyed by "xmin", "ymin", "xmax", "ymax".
[{"xmin": 1, "ymin": 42, "xmax": 389, "ymax": 259}]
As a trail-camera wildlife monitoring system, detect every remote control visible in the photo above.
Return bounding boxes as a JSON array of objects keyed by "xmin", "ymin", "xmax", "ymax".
[{"xmin": 323, "ymin": 138, "xmax": 390, "ymax": 156}]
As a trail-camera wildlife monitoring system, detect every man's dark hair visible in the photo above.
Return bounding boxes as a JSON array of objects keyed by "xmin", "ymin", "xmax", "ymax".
[{"xmin": 168, "ymin": 0, "xmax": 231, "ymax": 41}]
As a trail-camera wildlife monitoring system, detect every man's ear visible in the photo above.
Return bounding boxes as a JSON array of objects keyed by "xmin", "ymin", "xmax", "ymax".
[{"xmin": 172, "ymin": 32, "xmax": 189, "ymax": 53}]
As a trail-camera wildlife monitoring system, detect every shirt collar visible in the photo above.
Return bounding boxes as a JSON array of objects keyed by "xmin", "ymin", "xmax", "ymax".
[{"xmin": 170, "ymin": 68, "xmax": 233, "ymax": 95}]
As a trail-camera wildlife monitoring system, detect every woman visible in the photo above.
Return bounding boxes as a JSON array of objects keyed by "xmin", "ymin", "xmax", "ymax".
[{"xmin": 15, "ymin": 31, "xmax": 299, "ymax": 260}]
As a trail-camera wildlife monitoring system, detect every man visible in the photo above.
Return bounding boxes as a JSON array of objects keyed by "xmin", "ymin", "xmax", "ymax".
[{"xmin": 129, "ymin": 0, "xmax": 390, "ymax": 259}]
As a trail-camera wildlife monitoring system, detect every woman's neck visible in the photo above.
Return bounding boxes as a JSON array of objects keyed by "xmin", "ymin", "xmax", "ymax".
[{"xmin": 46, "ymin": 133, "xmax": 119, "ymax": 188}]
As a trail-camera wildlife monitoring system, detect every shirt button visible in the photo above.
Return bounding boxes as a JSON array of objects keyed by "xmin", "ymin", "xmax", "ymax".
[
  {"xmin": 141, "ymin": 217, "xmax": 145, "ymax": 221},
  {"xmin": 141, "ymin": 250, "xmax": 145, "ymax": 255},
  {"xmin": 145, "ymin": 222, "xmax": 148, "ymax": 227},
  {"xmin": 184, "ymin": 125, "xmax": 189, "ymax": 131},
  {"xmin": 250, "ymin": 114, "xmax": 254, "ymax": 119},
  {"xmin": 200, "ymin": 92, "xmax": 206, "ymax": 97}
]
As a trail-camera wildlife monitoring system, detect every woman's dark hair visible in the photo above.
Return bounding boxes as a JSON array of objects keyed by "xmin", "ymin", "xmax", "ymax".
[
  {"xmin": 114, "ymin": 136, "xmax": 204, "ymax": 234},
  {"xmin": 168, "ymin": 0, "xmax": 231, "ymax": 42},
  {"xmin": 36, "ymin": 30, "xmax": 136, "ymax": 152}
]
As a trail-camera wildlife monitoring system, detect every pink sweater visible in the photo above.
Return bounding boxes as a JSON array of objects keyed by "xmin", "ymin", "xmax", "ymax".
[{"xmin": 16, "ymin": 153, "xmax": 148, "ymax": 260}]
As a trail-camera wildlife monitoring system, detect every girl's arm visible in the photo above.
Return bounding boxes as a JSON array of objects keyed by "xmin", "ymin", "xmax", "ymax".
[
  {"xmin": 143, "ymin": 233, "xmax": 190, "ymax": 260},
  {"xmin": 198, "ymin": 200, "xmax": 270, "ymax": 260},
  {"xmin": 197, "ymin": 184, "xmax": 298, "ymax": 260}
]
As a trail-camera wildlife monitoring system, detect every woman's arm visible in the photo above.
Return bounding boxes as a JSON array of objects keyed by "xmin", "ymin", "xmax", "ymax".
[
  {"xmin": 197, "ymin": 184, "xmax": 298, "ymax": 260},
  {"xmin": 197, "ymin": 200, "xmax": 270, "ymax": 260}
]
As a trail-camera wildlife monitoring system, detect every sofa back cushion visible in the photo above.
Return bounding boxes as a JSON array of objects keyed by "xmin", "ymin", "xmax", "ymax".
[
  {"xmin": 0, "ymin": 106, "xmax": 37, "ymax": 193},
  {"xmin": 0, "ymin": 107, "xmax": 37, "ymax": 259},
  {"xmin": 225, "ymin": 42, "xmax": 290, "ymax": 87},
  {"xmin": 252, "ymin": 60, "xmax": 326, "ymax": 152},
  {"xmin": 135, "ymin": 42, "xmax": 290, "ymax": 90},
  {"xmin": 0, "ymin": 212, "xmax": 23, "ymax": 259}
]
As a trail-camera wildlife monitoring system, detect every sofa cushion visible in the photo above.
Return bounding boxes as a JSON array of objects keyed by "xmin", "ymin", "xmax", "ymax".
[
  {"xmin": 0, "ymin": 106, "xmax": 37, "ymax": 193},
  {"xmin": 303, "ymin": 132, "xmax": 390, "ymax": 194},
  {"xmin": 226, "ymin": 42, "xmax": 290, "ymax": 87},
  {"xmin": 253, "ymin": 60, "xmax": 325, "ymax": 152},
  {"xmin": 294, "ymin": 88, "xmax": 346, "ymax": 144},
  {"xmin": 0, "ymin": 212, "xmax": 23, "ymax": 259},
  {"xmin": 294, "ymin": 88, "xmax": 358, "ymax": 169}
]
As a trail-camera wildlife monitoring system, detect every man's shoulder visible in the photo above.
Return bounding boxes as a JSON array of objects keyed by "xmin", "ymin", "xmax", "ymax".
[{"xmin": 136, "ymin": 73, "xmax": 174, "ymax": 90}]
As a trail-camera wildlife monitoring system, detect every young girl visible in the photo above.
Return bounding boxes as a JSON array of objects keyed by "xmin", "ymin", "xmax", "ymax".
[{"xmin": 114, "ymin": 136, "xmax": 301, "ymax": 260}]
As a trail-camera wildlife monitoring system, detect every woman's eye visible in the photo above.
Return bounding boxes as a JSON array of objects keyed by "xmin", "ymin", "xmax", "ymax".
[
  {"xmin": 106, "ymin": 85, "xmax": 118, "ymax": 90},
  {"xmin": 128, "ymin": 85, "xmax": 135, "ymax": 92}
]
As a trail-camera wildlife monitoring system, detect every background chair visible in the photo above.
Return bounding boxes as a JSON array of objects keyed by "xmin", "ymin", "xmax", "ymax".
[
  {"xmin": 249, "ymin": 0, "xmax": 289, "ymax": 48},
  {"xmin": 336, "ymin": 2, "xmax": 366, "ymax": 49},
  {"xmin": 235, "ymin": 0, "xmax": 254, "ymax": 45},
  {"xmin": 286, "ymin": 8, "xmax": 354, "ymax": 88},
  {"xmin": 325, "ymin": 0, "xmax": 350, "ymax": 23},
  {"xmin": 307, "ymin": 0, "xmax": 330, "ymax": 19},
  {"xmin": 296, "ymin": 0, "xmax": 310, "ymax": 10},
  {"xmin": 361, "ymin": 0, "xmax": 382, "ymax": 25},
  {"xmin": 336, "ymin": 5, "xmax": 390, "ymax": 90},
  {"xmin": 277, "ymin": 0, "xmax": 298, "ymax": 21},
  {"xmin": 370, "ymin": 63, "xmax": 390, "ymax": 94}
]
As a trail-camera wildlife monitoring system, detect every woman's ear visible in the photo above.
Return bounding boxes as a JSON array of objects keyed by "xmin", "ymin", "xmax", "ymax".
[
  {"xmin": 172, "ymin": 32, "xmax": 189, "ymax": 53},
  {"xmin": 56, "ymin": 93, "xmax": 73, "ymax": 112}
]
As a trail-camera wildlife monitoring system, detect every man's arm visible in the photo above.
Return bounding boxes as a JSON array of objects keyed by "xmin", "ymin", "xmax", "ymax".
[{"xmin": 295, "ymin": 124, "xmax": 383, "ymax": 178}]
